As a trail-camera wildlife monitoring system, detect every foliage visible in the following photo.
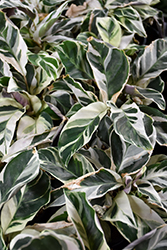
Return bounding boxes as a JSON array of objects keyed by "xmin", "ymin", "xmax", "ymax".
[{"xmin": 0, "ymin": 0, "xmax": 167, "ymax": 249}]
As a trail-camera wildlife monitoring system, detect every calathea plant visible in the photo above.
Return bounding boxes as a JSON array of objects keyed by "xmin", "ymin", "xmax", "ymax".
[{"xmin": 0, "ymin": 0, "xmax": 167, "ymax": 249}]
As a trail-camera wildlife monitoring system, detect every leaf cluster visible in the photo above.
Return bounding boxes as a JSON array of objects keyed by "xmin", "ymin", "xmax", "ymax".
[{"xmin": 0, "ymin": 0, "xmax": 167, "ymax": 249}]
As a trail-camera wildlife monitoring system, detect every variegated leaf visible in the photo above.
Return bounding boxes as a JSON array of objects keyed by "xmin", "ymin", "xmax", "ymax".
[
  {"xmin": 10, "ymin": 230, "xmax": 82, "ymax": 250},
  {"xmin": 114, "ymin": 6, "xmax": 146, "ymax": 37},
  {"xmin": 135, "ymin": 86, "xmax": 166, "ymax": 110},
  {"xmin": 27, "ymin": 51, "xmax": 59, "ymax": 80},
  {"xmin": 57, "ymin": 40, "xmax": 93, "ymax": 80},
  {"xmin": 96, "ymin": 16, "xmax": 122, "ymax": 47},
  {"xmin": 58, "ymin": 101, "xmax": 108, "ymax": 165},
  {"xmin": 132, "ymin": 39, "xmax": 167, "ymax": 87},
  {"xmin": 0, "ymin": 58, "xmax": 12, "ymax": 83},
  {"xmin": 79, "ymin": 147, "xmax": 112, "ymax": 169},
  {"xmin": 87, "ymin": 37, "xmax": 129, "ymax": 102},
  {"xmin": 0, "ymin": 98, "xmax": 25, "ymax": 157},
  {"xmin": 62, "ymin": 75, "xmax": 95, "ymax": 106},
  {"xmin": 45, "ymin": 90, "xmax": 73, "ymax": 117},
  {"xmin": 134, "ymin": 5, "xmax": 158, "ymax": 20},
  {"xmin": 124, "ymin": 224, "xmax": 167, "ymax": 250},
  {"xmin": 136, "ymin": 180, "xmax": 162, "ymax": 206},
  {"xmin": 33, "ymin": 2, "xmax": 68, "ymax": 43},
  {"xmin": 0, "ymin": 11, "xmax": 27, "ymax": 76},
  {"xmin": 139, "ymin": 105, "xmax": 167, "ymax": 146},
  {"xmin": 3, "ymin": 126, "xmax": 60, "ymax": 162},
  {"xmin": 0, "ymin": 228, "xmax": 6, "ymax": 250},
  {"xmin": 78, "ymin": 168, "xmax": 123, "ymax": 199},
  {"xmin": 38, "ymin": 147, "xmax": 77, "ymax": 183},
  {"xmin": 0, "ymin": 149, "xmax": 40, "ymax": 205},
  {"xmin": 63, "ymin": 168, "xmax": 122, "ymax": 200},
  {"xmin": 110, "ymin": 102, "xmax": 153, "ymax": 151},
  {"xmin": 142, "ymin": 160, "xmax": 167, "ymax": 188},
  {"xmin": 128, "ymin": 195, "xmax": 164, "ymax": 229},
  {"xmin": 17, "ymin": 112, "xmax": 53, "ymax": 140},
  {"xmin": 110, "ymin": 131, "xmax": 150, "ymax": 174},
  {"xmin": 65, "ymin": 190, "xmax": 110, "ymax": 250},
  {"xmin": 103, "ymin": 191, "xmax": 138, "ymax": 242},
  {"xmin": 1, "ymin": 171, "xmax": 50, "ymax": 234}
]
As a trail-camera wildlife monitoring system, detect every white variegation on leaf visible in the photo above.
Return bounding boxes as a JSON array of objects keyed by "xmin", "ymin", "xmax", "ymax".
[
  {"xmin": 1, "ymin": 171, "xmax": 50, "ymax": 234},
  {"xmin": 96, "ymin": 16, "xmax": 122, "ymax": 47},
  {"xmin": 65, "ymin": 190, "xmax": 110, "ymax": 250},
  {"xmin": 0, "ymin": 11, "xmax": 27, "ymax": 76},
  {"xmin": 132, "ymin": 39, "xmax": 167, "ymax": 87},
  {"xmin": 58, "ymin": 101, "xmax": 108, "ymax": 165},
  {"xmin": 87, "ymin": 38, "xmax": 129, "ymax": 102},
  {"xmin": 0, "ymin": 98, "xmax": 25, "ymax": 156},
  {"xmin": 110, "ymin": 102, "xmax": 153, "ymax": 151},
  {"xmin": 0, "ymin": 149, "xmax": 40, "ymax": 206}
]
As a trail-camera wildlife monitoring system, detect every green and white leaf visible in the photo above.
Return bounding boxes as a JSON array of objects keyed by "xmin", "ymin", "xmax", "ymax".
[
  {"xmin": 65, "ymin": 190, "xmax": 110, "ymax": 250},
  {"xmin": 124, "ymin": 224, "xmax": 167, "ymax": 250},
  {"xmin": 79, "ymin": 147, "xmax": 112, "ymax": 169},
  {"xmin": 62, "ymin": 75, "xmax": 95, "ymax": 106},
  {"xmin": 38, "ymin": 147, "xmax": 77, "ymax": 183},
  {"xmin": 96, "ymin": 16, "xmax": 122, "ymax": 47},
  {"xmin": 140, "ymin": 105, "xmax": 167, "ymax": 146},
  {"xmin": 110, "ymin": 102, "xmax": 153, "ymax": 151},
  {"xmin": 17, "ymin": 112, "xmax": 53, "ymax": 140},
  {"xmin": 132, "ymin": 39, "xmax": 167, "ymax": 87},
  {"xmin": 10, "ymin": 230, "xmax": 82, "ymax": 250},
  {"xmin": 136, "ymin": 180, "xmax": 162, "ymax": 206},
  {"xmin": 143, "ymin": 160, "xmax": 167, "ymax": 188},
  {"xmin": 1, "ymin": 171, "xmax": 50, "ymax": 234},
  {"xmin": 77, "ymin": 168, "xmax": 123, "ymax": 200},
  {"xmin": 0, "ymin": 11, "xmax": 28, "ymax": 76},
  {"xmin": 114, "ymin": 6, "xmax": 146, "ymax": 37},
  {"xmin": 103, "ymin": 191, "xmax": 138, "ymax": 242},
  {"xmin": 0, "ymin": 149, "xmax": 40, "ymax": 205},
  {"xmin": 87, "ymin": 38, "xmax": 129, "ymax": 102},
  {"xmin": 27, "ymin": 51, "xmax": 59, "ymax": 80},
  {"xmin": 135, "ymin": 86, "xmax": 166, "ymax": 110},
  {"xmin": 0, "ymin": 98, "xmax": 25, "ymax": 156},
  {"xmin": 58, "ymin": 101, "xmax": 108, "ymax": 165},
  {"xmin": 3, "ymin": 126, "xmax": 59, "ymax": 162},
  {"xmin": 128, "ymin": 195, "xmax": 164, "ymax": 229},
  {"xmin": 110, "ymin": 131, "xmax": 150, "ymax": 174},
  {"xmin": 57, "ymin": 40, "xmax": 93, "ymax": 80},
  {"xmin": 33, "ymin": 1, "xmax": 68, "ymax": 43}
]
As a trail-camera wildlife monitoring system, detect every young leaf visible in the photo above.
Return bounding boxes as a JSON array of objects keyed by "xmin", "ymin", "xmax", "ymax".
[
  {"xmin": 17, "ymin": 112, "xmax": 53, "ymax": 140},
  {"xmin": 64, "ymin": 190, "xmax": 110, "ymax": 250},
  {"xmin": 87, "ymin": 38, "xmax": 129, "ymax": 102},
  {"xmin": 96, "ymin": 16, "xmax": 122, "ymax": 47},
  {"xmin": 58, "ymin": 101, "xmax": 108, "ymax": 165}
]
